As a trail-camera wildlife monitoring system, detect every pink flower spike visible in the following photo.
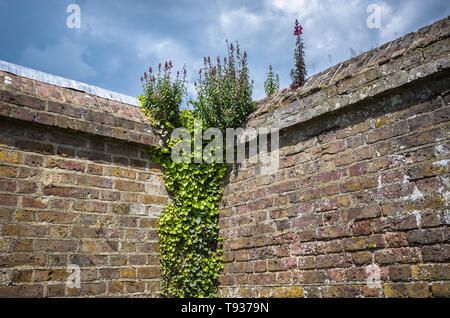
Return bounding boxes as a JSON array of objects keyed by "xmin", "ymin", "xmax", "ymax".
[{"xmin": 294, "ymin": 25, "xmax": 303, "ymax": 36}]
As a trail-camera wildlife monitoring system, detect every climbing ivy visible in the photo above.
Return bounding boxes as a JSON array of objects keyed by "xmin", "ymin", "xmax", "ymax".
[
  {"xmin": 148, "ymin": 111, "xmax": 227, "ymax": 298},
  {"xmin": 139, "ymin": 43, "xmax": 254, "ymax": 298}
]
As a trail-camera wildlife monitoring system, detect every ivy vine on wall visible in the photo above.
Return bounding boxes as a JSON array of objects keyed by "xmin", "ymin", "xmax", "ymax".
[{"xmin": 139, "ymin": 42, "xmax": 255, "ymax": 298}]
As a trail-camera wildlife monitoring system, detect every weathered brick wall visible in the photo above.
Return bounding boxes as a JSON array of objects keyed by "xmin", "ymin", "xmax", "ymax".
[
  {"xmin": 218, "ymin": 17, "xmax": 450, "ymax": 298},
  {"xmin": 0, "ymin": 70, "xmax": 166, "ymax": 297},
  {"xmin": 1, "ymin": 17, "xmax": 449, "ymax": 299}
]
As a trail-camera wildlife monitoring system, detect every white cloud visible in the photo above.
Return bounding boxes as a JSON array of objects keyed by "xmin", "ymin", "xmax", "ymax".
[
  {"xmin": 81, "ymin": 5, "xmax": 198, "ymax": 72},
  {"xmin": 136, "ymin": 37, "xmax": 195, "ymax": 68},
  {"xmin": 15, "ymin": 0, "xmax": 449, "ymax": 101},
  {"xmin": 219, "ymin": 8, "xmax": 262, "ymax": 30},
  {"xmin": 81, "ymin": 0, "xmax": 450, "ymax": 100},
  {"xmin": 206, "ymin": 7, "xmax": 265, "ymax": 50},
  {"xmin": 265, "ymin": 0, "xmax": 324, "ymax": 17},
  {"xmin": 379, "ymin": 1, "xmax": 417, "ymax": 42}
]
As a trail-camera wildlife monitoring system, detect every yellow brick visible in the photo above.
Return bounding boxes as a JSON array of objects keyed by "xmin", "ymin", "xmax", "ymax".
[
  {"xmin": 141, "ymin": 195, "xmax": 167, "ymax": 205},
  {"xmin": 80, "ymin": 241, "xmax": 97, "ymax": 253},
  {"xmin": 108, "ymin": 281, "xmax": 124, "ymax": 294},
  {"xmin": 0, "ymin": 239, "xmax": 8, "ymax": 251},
  {"xmin": 0, "ymin": 150, "xmax": 21, "ymax": 164},
  {"xmin": 120, "ymin": 268, "xmax": 135, "ymax": 279},
  {"xmin": 431, "ymin": 283, "xmax": 450, "ymax": 297},
  {"xmin": 273, "ymin": 286, "xmax": 304, "ymax": 298},
  {"xmin": 384, "ymin": 283, "xmax": 430, "ymax": 298},
  {"xmin": 0, "ymin": 165, "xmax": 17, "ymax": 177},
  {"xmin": 109, "ymin": 167, "xmax": 136, "ymax": 180}
]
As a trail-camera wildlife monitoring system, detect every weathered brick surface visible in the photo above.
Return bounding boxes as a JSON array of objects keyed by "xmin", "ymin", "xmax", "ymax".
[
  {"xmin": 0, "ymin": 70, "xmax": 158, "ymax": 147},
  {"xmin": 1, "ymin": 16, "xmax": 449, "ymax": 299},
  {"xmin": 219, "ymin": 17, "xmax": 450, "ymax": 298},
  {"xmin": 0, "ymin": 77, "xmax": 164, "ymax": 297}
]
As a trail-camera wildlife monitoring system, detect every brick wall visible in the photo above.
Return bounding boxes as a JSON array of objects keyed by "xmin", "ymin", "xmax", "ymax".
[
  {"xmin": 1, "ymin": 16, "xmax": 449, "ymax": 299},
  {"xmin": 0, "ymin": 70, "xmax": 166, "ymax": 297},
  {"xmin": 218, "ymin": 17, "xmax": 450, "ymax": 298}
]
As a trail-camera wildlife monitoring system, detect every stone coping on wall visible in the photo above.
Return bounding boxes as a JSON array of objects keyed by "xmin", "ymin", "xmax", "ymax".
[
  {"xmin": 248, "ymin": 16, "xmax": 450, "ymax": 134},
  {"xmin": 1, "ymin": 16, "xmax": 448, "ymax": 149},
  {"xmin": 0, "ymin": 68, "xmax": 158, "ymax": 147},
  {"xmin": 0, "ymin": 60, "xmax": 139, "ymax": 106}
]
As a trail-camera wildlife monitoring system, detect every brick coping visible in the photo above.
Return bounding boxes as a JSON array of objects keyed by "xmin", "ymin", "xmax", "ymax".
[
  {"xmin": 248, "ymin": 16, "xmax": 450, "ymax": 132},
  {"xmin": 0, "ymin": 16, "xmax": 448, "ymax": 148},
  {"xmin": 0, "ymin": 60, "xmax": 138, "ymax": 107},
  {"xmin": 0, "ymin": 70, "xmax": 158, "ymax": 147}
]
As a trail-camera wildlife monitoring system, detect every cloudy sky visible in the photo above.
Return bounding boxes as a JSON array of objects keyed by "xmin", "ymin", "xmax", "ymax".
[{"xmin": 0, "ymin": 0, "xmax": 449, "ymax": 101}]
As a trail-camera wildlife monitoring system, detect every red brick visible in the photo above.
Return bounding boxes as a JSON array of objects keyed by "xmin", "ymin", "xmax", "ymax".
[
  {"xmin": 0, "ymin": 285, "xmax": 44, "ymax": 298},
  {"xmin": 349, "ymin": 162, "xmax": 368, "ymax": 177},
  {"xmin": 421, "ymin": 245, "xmax": 450, "ymax": 263},
  {"xmin": 366, "ymin": 124, "xmax": 409, "ymax": 144},
  {"xmin": 15, "ymin": 140, "xmax": 54, "ymax": 154},
  {"xmin": 0, "ymin": 179, "xmax": 16, "ymax": 192},
  {"xmin": 48, "ymin": 159, "xmax": 85, "ymax": 172},
  {"xmin": 352, "ymin": 221, "xmax": 373, "ymax": 236},
  {"xmin": 384, "ymin": 232, "xmax": 408, "ymax": 247},
  {"xmin": 0, "ymin": 194, "xmax": 18, "ymax": 206},
  {"xmin": 43, "ymin": 186, "xmax": 74, "ymax": 197},
  {"xmin": 352, "ymin": 251, "xmax": 373, "ymax": 265},
  {"xmin": 316, "ymin": 225, "xmax": 350, "ymax": 239},
  {"xmin": 407, "ymin": 228, "xmax": 444, "ymax": 245},
  {"xmin": 317, "ymin": 169, "xmax": 347, "ymax": 184},
  {"xmin": 48, "ymin": 101, "xmax": 83, "ymax": 118},
  {"xmin": 374, "ymin": 248, "xmax": 420, "ymax": 264},
  {"xmin": 373, "ymin": 215, "xmax": 418, "ymax": 233},
  {"xmin": 345, "ymin": 205, "xmax": 381, "ymax": 221},
  {"xmin": 78, "ymin": 175, "xmax": 112, "ymax": 189},
  {"xmin": 35, "ymin": 112, "xmax": 56, "ymax": 126},
  {"xmin": 388, "ymin": 265, "xmax": 413, "ymax": 282},
  {"xmin": 271, "ymin": 180, "xmax": 297, "ymax": 194},
  {"xmin": 67, "ymin": 283, "xmax": 106, "ymax": 296},
  {"xmin": 343, "ymin": 235, "xmax": 386, "ymax": 251},
  {"xmin": 116, "ymin": 180, "xmax": 145, "ymax": 192},
  {"xmin": 11, "ymin": 106, "xmax": 36, "ymax": 122},
  {"xmin": 322, "ymin": 140, "xmax": 346, "ymax": 154}
]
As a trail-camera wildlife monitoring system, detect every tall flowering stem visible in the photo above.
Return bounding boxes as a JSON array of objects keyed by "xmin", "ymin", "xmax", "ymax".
[
  {"xmin": 191, "ymin": 41, "xmax": 255, "ymax": 133},
  {"xmin": 139, "ymin": 61, "xmax": 187, "ymax": 143},
  {"xmin": 290, "ymin": 19, "xmax": 307, "ymax": 88}
]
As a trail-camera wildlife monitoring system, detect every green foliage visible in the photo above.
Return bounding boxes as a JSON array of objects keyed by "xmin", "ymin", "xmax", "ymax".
[
  {"xmin": 140, "ymin": 44, "xmax": 255, "ymax": 298},
  {"xmin": 264, "ymin": 65, "xmax": 280, "ymax": 96},
  {"xmin": 139, "ymin": 61, "xmax": 187, "ymax": 141},
  {"xmin": 191, "ymin": 41, "xmax": 256, "ymax": 132},
  {"xmin": 150, "ymin": 111, "xmax": 227, "ymax": 298}
]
